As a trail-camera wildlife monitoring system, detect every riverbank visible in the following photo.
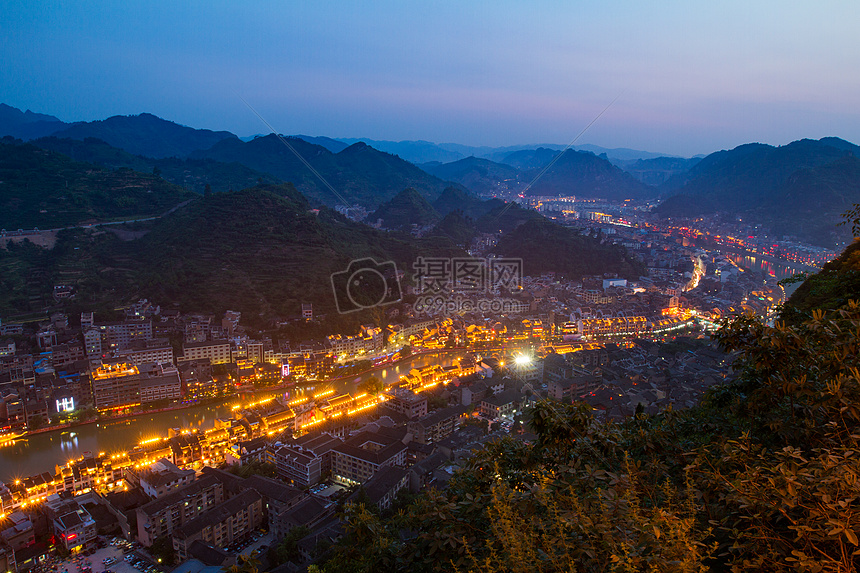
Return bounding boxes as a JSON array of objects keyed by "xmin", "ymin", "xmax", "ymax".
[
  {"xmin": 13, "ymin": 346, "xmax": 481, "ymax": 445},
  {"xmin": 700, "ymin": 241, "xmax": 820, "ymax": 274},
  {"xmin": 18, "ymin": 395, "xmax": 236, "ymax": 441},
  {"xmin": 0, "ymin": 347, "xmax": 481, "ymax": 480}
]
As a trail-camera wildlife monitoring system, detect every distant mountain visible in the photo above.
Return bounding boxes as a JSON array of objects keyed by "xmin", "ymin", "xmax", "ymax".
[
  {"xmin": 492, "ymin": 218, "xmax": 645, "ymax": 279},
  {"xmin": 337, "ymin": 138, "xmax": 464, "ymax": 164},
  {"xmin": 521, "ymin": 149, "xmax": 655, "ymax": 200},
  {"xmin": 500, "ymin": 147, "xmax": 561, "ymax": 170},
  {"xmin": 0, "ymin": 103, "xmax": 67, "ymax": 140},
  {"xmin": 654, "ymin": 137, "xmax": 860, "ymax": 246},
  {"xmin": 368, "ymin": 188, "xmax": 440, "ymax": 231},
  {"xmin": 419, "ymin": 156, "xmax": 520, "ymax": 196},
  {"xmin": 767, "ymin": 154, "xmax": 860, "ymax": 245},
  {"xmin": 292, "ymin": 135, "xmax": 349, "ymax": 153},
  {"xmin": 0, "ymin": 138, "xmax": 195, "ymax": 229},
  {"xmin": 614, "ymin": 156, "xmax": 701, "ymax": 186},
  {"xmin": 485, "ymin": 143, "xmax": 671, "ymax": 165},
  {"xmin": 658, "ymin": 138, "xmax": 859, "ymax": 197},
  {"xmin": 192, "ymin": 135, "xmax": 456, "ymax": 207},
  {"xmin": 573, "ymin": 144, "xmax": 675, "ymax": 162},
  {"xmin": 32, "ymin": 136, "xmax": 281, "ymax": 194},
  {"xmin": 331, "ymin": 139, "xmax": 674, "ymax": 165},
  {"xmin": 51, "ymin": 113, "xmax": 238, "ymax": 158}
]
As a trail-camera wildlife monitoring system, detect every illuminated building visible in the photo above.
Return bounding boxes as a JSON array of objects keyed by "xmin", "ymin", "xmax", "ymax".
[
  {"xmin": 115, "ymin": 338, "xmax": 175, "ymax": 365},
  {"xmin": 137, "ymin": 459, "xmax": 195, "ymax": 499},
  {"xmin": 0, "ymin": 511, "xmax": 35, "ymax": 551},
  {"xmin": 331, "ymin": 430, "xmax": 407, "ymax": 487},
  {"xmin": 138, "ymin": 363, "xmax": 182, "ymax": 403},
  {"xmin": 273, "ymin": 433, "xmax": 343, "ymax": 487},
  {"xmin": 46, "ymin": 498, "xmax": 96, "ymax": 552},
  {"xmin": 406, "ymin": 405, "xmax": 468, "ymax": 445},
  {"xmin": 89, "ymin": 361, "xmax": 141, "ymax": 411},
  {"xmin": 576, "ymin": 316, "xmax": 647, "ymax": 339},
  {"xmin": 382, "ymin": 388, "xmax": 427, "ymax": 420},
  {"xmin": 136, "ymin": 475, "xmax": 224, "ymax": 547},
  {"xmin": 478, "ymin": 390, "xmax": 524, "ymax": 420},
  {"xmin": 179, "ymin": 340, "xmax": 232, "ymax": 365},
  {"xmin": 103, "ymin": 319, "xmax": 153, "ymax": 351}
]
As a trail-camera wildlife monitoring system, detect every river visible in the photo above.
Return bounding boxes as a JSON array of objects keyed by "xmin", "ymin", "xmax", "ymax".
[
  {"xmin": 0, "ymin": 350, "xmax": 469, "ymax": 482},
  {"xmin": 719, "ymin": 252, "xmax": 813, "ymax": 297}
]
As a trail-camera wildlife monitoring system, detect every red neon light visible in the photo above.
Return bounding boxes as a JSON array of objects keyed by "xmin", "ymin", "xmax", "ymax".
[{"xmin": 67, "ymin": 533, "xmax": 77, "ymax": 540}]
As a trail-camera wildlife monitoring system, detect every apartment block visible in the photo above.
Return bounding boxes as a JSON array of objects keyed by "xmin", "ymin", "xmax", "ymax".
[
  {"xmin": 136, "ymin": 475, "xmax": 224, "ymax": 547},
  {"xmin": 331, "ymin": 430, "xmax": 407, "ymax": 487},
  {"xmin": 407, "ymin": 405, "xmax": 468, "ymax": 445},
  {"xmin": 273, "ymin": 433, "xmax": 343, "ymax": 487},
  {"xmin": 90, "ymin": 361, "xmax": 141, "ymax": 411},
  {"xmin": 180, "ymin": 340, "xmax": 232, "ymax": 365},
  {"xmin": 172, "ymin": 489, "xmax": 263, "ymax": 560}
]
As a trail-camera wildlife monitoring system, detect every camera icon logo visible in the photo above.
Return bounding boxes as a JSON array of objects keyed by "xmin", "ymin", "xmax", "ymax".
[{"xmin": 331, "ymin": 258, "xmax": 403, "ymax": 314}]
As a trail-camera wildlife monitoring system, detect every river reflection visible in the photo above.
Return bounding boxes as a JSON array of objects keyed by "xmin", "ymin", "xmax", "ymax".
[
  {"xmin": 0, "ymin": 350, "xmax": 467, "ymax": 482},
  {"xmin": 723, "ymin": 253, "xmax": 800, "ymax": 281}
]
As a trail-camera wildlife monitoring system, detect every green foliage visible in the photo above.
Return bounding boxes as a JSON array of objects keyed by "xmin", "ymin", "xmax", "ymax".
[
  {"xmin": 842, "ymin": 202, "xmax": 860, "ymax": 238},
  {"xmin": 369, "ymin": 188, "xmax": 440, "ymax": 231},
  {"xmin": 492, "ymin": 218, "xmax": 646, "ymax": 279},
  {"xmin": 225, "ymin": 460, "xmax": 277, "ymax": 479},
  {"xmin": 0, "ymin": 139, "xmax": 195, "ymax": 229},
  {"xmin": 783, "ymin": 239, "xmax": 860, "ymax": 321},
  {"xmin": 269, "ymin": 525, "xmax": 310, "ymax": 566},
  {"xmin": 150, "ymin": 535, "xmax": 177, "ymax": 567},
  {"xmin": 357, "ymin": 376, "xmax": 384, "ymax": 395},
  {"xmin": 430, "ymin": 210, "xmax": 477, "ymax": 248},
  {"xmin": 317, "ymin": 302, "xmax": 860, "ymax": 572},
  {"xmin": 225, "ymin": 554, "xmax": 261, "ymax": 573},
  {"xmin": 0, "ymin": 185, "xmax": 465, "ymax": 324}
]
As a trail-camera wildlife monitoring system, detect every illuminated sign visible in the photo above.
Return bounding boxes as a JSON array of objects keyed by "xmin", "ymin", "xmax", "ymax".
[{"xmin": 56, "ymin": 396, "xmax": 75, "ymax": 413}]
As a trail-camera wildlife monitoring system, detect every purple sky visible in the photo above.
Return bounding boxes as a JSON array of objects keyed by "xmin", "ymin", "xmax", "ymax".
[{"xmin": 3, "ymin": 1, "xmax": 859, "ymax": 156}]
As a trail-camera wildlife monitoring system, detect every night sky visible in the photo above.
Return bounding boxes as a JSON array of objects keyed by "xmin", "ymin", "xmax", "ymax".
[{"xmin": 3, "ymin": 0, "xmax": 858, "ymax": 156}]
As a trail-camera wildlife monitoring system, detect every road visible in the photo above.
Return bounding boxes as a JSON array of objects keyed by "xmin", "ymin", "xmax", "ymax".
[{"xmin": 0, "ymin": 198, "xmax": 195, "ymax": 236}]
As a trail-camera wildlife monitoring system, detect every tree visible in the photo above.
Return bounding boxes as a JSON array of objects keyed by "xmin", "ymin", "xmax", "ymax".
[
  {"xmin": 358, "ymin": 376, "xmax": 384, "ymax": 396},
  {"xmin": 151, "ymin": 535, "xmax": 176, "ymax": 567},
  {"xmin": 316, "ymin": 301, "xmax": 860, "ymax": 572},
  {"xmin": 269, "ymin": 526, "xmax": 310, "ymax": 566},
  {"xmin": 227, "ymin": 554, "xmax": 260, "ymax": 573},
  {"xmin": 204, "ymin": 183, "xmax": 212, "ymax": 198}
]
